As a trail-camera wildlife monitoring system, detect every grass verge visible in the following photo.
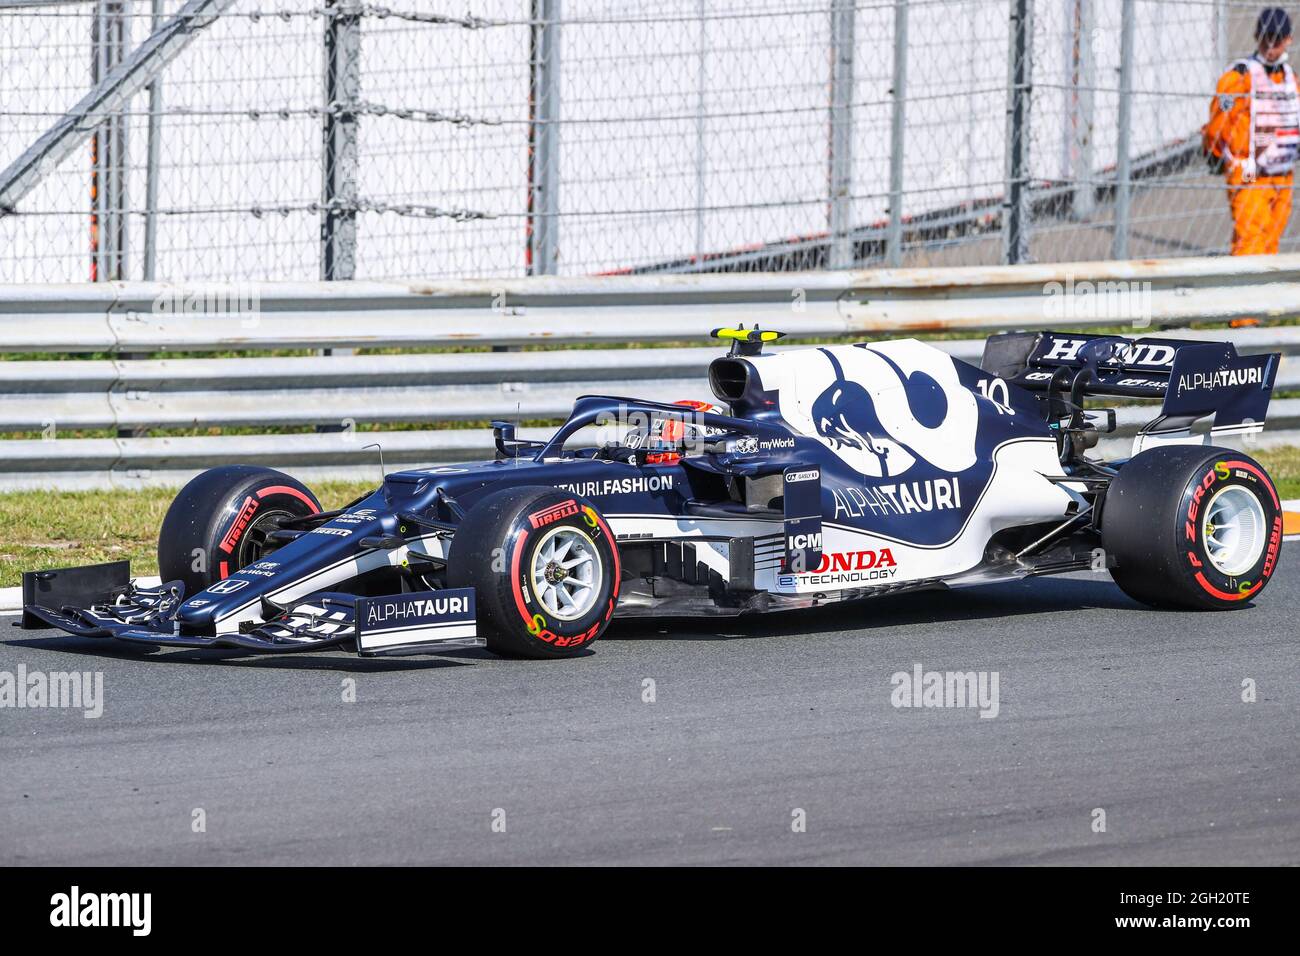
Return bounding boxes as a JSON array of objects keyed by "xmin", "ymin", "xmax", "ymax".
[{"xmin": 0, "ymin": 481, "xmax": 373, "ymax": 587}]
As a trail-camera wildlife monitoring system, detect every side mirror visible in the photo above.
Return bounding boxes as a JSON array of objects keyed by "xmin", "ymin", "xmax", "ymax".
[{"xmin": 491, "ymin": 420, "xmax": 517, "ymax": 458}]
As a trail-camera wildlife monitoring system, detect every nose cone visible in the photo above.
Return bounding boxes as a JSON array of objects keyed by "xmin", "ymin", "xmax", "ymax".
[
  {"xmin": 175, "ymin": 511, "xmax": 389, "ymax": 633},
  {"xmin": 175, "ymin": 575, "xmax": 263, "ymax": 632}
]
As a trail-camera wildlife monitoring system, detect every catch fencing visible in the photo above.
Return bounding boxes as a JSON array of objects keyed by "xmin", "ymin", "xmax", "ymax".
[{"xmin": 0, "ymin": 0, "xmax": 1280, "ymax": 284}]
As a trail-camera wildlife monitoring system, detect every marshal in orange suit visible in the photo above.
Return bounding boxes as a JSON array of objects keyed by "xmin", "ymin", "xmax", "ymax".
[{"xmin": 1203, "ymin": 7, "xmax": 1299, "ymax": 255}]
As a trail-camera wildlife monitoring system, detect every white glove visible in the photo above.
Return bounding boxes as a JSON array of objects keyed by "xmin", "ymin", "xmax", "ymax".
[{"xmin": 1236, "ymin": 155, "xmax": 1258, "ymax": 183}]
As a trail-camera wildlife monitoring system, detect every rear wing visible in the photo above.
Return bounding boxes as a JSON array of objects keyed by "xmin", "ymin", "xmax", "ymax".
[{"xmin": 982, "ymin": 330, "xmax": 1280, "ymax": 449}]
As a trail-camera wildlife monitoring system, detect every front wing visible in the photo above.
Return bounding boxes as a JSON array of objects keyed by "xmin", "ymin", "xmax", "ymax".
[{"xmin": 18, "ymin": 562, "xmax": 484, "ymax": 657}]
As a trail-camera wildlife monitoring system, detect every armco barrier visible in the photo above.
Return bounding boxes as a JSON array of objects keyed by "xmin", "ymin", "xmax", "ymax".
[{"xmin": 2, "ymin": 256, "xmax": 1300, "ymax": 489}]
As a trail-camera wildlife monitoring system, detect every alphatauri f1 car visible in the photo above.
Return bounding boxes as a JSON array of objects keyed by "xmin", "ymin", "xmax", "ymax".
[{"xmin": 21, "ymin": 327, "xmax": 1284, "ymax": 659}]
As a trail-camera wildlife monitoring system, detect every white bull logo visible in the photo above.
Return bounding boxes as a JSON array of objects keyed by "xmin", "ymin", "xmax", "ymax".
[{"xmin": 791, "ymin": 342, "xmax": 979, "ymax": 478}]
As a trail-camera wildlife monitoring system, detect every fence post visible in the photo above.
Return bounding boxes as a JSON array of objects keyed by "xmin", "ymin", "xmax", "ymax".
[
  {"xmin": 883, "ymin": 0, "xmax": 908, "ymax": 268},
  {"xmin": 829, "ymin": 0, "xmax": 857, "ymax": 269},
  {"xmin": 143, "ymin": 0, "xmax": 163, "ymax": 280},
  {"xmin": 1111, "ymin": 0, "xmax": 1136, "ymax": 259},
  {"xmin": 321, "ymin": 0, "xmax": 360, "ymax": 282},
  {"xmin": 1214, "ymin": 0, "xmax": 1228, "ymax": 64},
  {"xmin": 695, "ymin": 0, "xmax": 706, "ymax": 265},
  {"xmin": 0, "ymin": 0, "xmax": 237, "ymax": 226},
  {"xmin": 1002, "ymin": 0, "xmax": 1032, "ymax": 265},
  {"xmin": 1068, "ymin": 0, "xmax": 1096, "ymax": 220},
  {"xmin": 91, "ymin": 0, "xmax": 129, "ymax": 282},
  {"xmin": 528, "ymin": 0, "xmax": 561, "ymax": 276}
]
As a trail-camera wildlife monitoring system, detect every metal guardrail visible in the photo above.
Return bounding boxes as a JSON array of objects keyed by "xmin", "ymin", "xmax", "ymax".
[
  {"xmin": 3, "ymin": 333, "xmax": 1300, "ymax": 435},
  {"xmin": 5, "ymin": 254, "xmax": 1300, "ymax": 352},
  {"xmin": 2, "ymin": 256, "xmax": 1300, "ymax": 489}
]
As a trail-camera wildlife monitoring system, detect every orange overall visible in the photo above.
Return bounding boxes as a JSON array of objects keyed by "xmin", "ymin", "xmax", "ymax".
[{"xmin": 1203, "ymin": 56, "xmax": 1299, "ymax": 254}]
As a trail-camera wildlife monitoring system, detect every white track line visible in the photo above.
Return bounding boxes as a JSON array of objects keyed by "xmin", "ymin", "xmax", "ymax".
[{"xmin": 0, "ymin": 576, "xmax": 161, "ymax": 614}]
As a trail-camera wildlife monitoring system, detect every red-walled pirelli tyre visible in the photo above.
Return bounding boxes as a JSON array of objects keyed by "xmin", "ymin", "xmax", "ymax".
[
  {"xmin": 1102, "ymin": 447, "xmax": 1282, "ymax": 610},
  {"xmin": 158, "ymin": 466, "xmax": 321, "ymax": 597},
  {"xmin": 447, "ymin": 486, "xmax": 620, "ymax": 659}
]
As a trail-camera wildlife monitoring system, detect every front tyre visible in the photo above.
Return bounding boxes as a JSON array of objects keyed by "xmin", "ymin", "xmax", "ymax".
[
  {"xmin": 447, "ymin": 486, "xmax": 620, "ymax": 659},
  {"xmin": 1102, "ymin": 447, "xmax": 1282, "ymax": 609},
  {"xmin": 158, "ymin": 465, "xmax": 321, "ymax": 597}
]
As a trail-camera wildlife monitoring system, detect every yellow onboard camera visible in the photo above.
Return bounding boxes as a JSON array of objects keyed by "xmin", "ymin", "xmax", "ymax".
[{"xmin": 710, "ymin": 325, "xmax": 786, "ymax": 356}]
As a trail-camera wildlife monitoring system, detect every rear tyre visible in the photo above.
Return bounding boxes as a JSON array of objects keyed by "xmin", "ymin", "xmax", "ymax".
[
  {"xmin": 1102, "ymin": 446, "xmax": 1282, "ymax": 609},
  {"xmin": 447, "ymin": 486, "xmax": 620, "ymax": 659},
  {"xmin": 158, "ymin": 465, "xmax": 321, "ymax": 597}
]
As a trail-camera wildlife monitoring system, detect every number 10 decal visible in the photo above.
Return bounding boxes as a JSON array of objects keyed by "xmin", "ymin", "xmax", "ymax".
[{"xmin": 976, "ymin": 377, "xmax": 1014, "ymax": 415}]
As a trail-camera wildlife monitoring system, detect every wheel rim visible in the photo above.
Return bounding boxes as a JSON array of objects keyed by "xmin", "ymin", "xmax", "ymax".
[
  {"xmin": 1202, "ymin": 486, "xmax": 1267, "ymax": 577},
  {"xmin": 236, "ymin": 508, "xmax": 294, "ymax": 568},
  {"xmin": 529, "ymin": 525, "xmax": 602, "ymax": 621}
]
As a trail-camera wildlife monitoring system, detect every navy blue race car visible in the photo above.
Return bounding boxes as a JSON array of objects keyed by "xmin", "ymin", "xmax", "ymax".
[{"xmin": 20, "ymin": 327, "xmax": 1284, "ymax": 659}]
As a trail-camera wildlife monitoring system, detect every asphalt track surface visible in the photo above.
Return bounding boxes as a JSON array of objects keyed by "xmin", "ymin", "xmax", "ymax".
[{"xmin": 2, "ymin": 558, "xmax": 1298, "ymax": 866}]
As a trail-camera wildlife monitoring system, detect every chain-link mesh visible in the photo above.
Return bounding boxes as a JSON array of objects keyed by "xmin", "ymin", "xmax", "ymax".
[
  {"xmin": 0, "ymin": 1, "xmax": 1292, "ymax": 282},
  {"xmin": 1020, "ymin": 0, "xmax": 1237, "ymax": 264}
]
